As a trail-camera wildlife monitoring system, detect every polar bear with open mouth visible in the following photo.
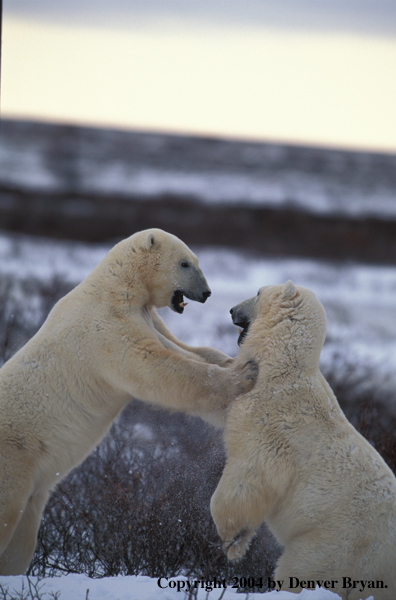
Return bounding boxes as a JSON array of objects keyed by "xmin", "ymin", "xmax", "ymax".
[
  {"xmin": 211, "ymin": 281, "xmax": 396, "ymax": 600},
  {"xmin": 0, "ymin": 228, "xmax": 256, "ymax": 575}
]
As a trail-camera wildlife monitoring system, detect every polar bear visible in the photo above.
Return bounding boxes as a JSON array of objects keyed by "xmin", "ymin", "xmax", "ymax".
[
  {"xmin": 210, "ymin": 281, "xmax": 396, "ymax": 600},
  {"xmin": 0, "ymin": 228, "xmax": 256, "ymax": 575}
]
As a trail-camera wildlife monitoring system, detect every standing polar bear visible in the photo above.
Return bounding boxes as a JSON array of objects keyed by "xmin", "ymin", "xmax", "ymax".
[
  {"xmin": 210, "ymin": 281, "xmax": 396, "ymax": 600},
  {"xmin": 0, "ymin": 228, "xmax": 256, "ymax": 575}
]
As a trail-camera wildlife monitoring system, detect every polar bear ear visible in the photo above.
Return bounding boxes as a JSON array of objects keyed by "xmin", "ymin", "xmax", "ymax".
[
  {"xmin": 139, "ymin": 231, "xmax": 157, "ymax": 251},
  {"xmin": 282, "ymin": 280, "xmax": 297, "ymax": 299}
]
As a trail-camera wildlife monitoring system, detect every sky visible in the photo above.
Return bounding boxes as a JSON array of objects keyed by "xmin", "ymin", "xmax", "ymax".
[{"xmin": 1, "ymin": 0, "xmax": 396, "ymax": 152}]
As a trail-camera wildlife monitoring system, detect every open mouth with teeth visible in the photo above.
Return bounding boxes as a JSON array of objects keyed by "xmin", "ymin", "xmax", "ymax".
[{"xmin": 171, "ymin": 290, "xmax": 188, "ymax": 314}]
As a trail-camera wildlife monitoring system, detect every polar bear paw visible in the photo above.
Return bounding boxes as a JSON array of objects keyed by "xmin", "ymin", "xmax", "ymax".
[
  {"xmin": 233, "ymin": 359, "xmax": 258, "ymax": 397},
  {"xmin": 224, "ymin": 527, "xmax": 256, "ymax": 561}
]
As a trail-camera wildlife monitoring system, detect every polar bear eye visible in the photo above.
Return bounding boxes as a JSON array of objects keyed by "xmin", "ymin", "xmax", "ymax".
[{"xmin": 181, "ymin": 262, "xmax": 190, "ymax": 268}]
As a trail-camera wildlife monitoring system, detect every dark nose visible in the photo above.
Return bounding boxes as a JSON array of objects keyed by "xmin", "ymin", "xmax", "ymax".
[
  {"xmin": 202, "ymin": 290, "xmax": 211, "ymax": 302},
  {"xmin": 230, "ymin": 307, "xmax": 235, "ymax": 315}
]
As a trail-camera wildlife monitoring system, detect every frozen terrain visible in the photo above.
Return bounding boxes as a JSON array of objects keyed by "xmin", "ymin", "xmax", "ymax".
[
  {"xmin": 0, "ymin": 573, "xmax": 374, "ymax": 600},
  {"xmin": 1, "ymin": 119, "xmax": 396, "ymax": 218},
  {"xmin": 2, "ymin": 119, "xmax": 396, "ymax": 267}
]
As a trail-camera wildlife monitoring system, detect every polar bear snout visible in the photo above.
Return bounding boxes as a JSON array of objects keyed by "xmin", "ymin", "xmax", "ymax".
[
  {"xmin": 230, "ymin": 306, "xmax": 250, "ymax": 330},
  {"xmin": 181, "ymin": 267, "xmax": 211, "ymax": 304},
  {"xmin": 230, "ymin": 298, "xmax": 256, "ymax": 346},
  {"xmin": 201, "ymin": 289, "xmax": 211, "ymax": 302},
  {"xmin": 230, "ymin": 296, "xmax": 256, "ymax": 325},
  {"xmin": 230, "ymin": 305, "xmax": 247, "ymax": 325},
  {"xmin": 182, "ymin": 287, "xmax": 211, "ymax": 304}
]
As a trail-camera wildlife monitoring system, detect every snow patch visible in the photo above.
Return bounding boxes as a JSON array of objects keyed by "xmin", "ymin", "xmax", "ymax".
[{"xmin": 0, "ymin": 574, "xmax": 367, "ymax": 600}]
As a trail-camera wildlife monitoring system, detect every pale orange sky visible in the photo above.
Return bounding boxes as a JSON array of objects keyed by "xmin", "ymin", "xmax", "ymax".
[{"xmin": 2, "ymin": 14, "xmax": 396, "ymax": 152}]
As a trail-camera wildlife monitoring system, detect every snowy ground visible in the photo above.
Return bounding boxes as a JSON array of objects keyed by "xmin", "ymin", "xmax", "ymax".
[
  {"xmin": 0, "ymin": 231, "xmax": 393, "ymax": 600},
  {"xmin": 0, "ymin": 573, "xmax": 374, "ymax": 600}
]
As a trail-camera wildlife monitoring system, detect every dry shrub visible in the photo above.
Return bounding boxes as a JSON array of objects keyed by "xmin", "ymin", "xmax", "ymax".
[
  {"xmin": 326, "ymin": 366, "xmax": 396, "ymax": 474},
  {"xmin": 0, "ymin": 274, "xmax": 72, "ymax": 366},
  {"xmin": 28, "ymin": 403, "xmax": 278, "ymax": 587}
]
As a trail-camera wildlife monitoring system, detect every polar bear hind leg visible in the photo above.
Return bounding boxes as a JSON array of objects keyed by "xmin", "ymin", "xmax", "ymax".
[
  {"xmin": 0, "ymin": 448, "xmax": 46, "ymax": 575},
  {"xmin": 0, "ymin": 487, "xmax": 48, "ymax": 575}
]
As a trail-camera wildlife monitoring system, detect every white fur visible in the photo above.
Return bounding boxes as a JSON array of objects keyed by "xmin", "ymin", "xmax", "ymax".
[
  {"xmin": 210, "ymin": 282, "xmax": 396, "ymax": 600},
  {"xmin": 0, "ymin": 228, "xmax": 255, "ymax": 575}
]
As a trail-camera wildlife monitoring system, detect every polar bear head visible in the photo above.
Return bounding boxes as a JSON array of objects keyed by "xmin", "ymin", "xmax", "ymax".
[
  {"xmin": 230, "ymin": 281, "xmax": 327, "ymax": 373},
  {"xmin": 105, "ymin": 228, "xmax": 211, "ymax": 313}
]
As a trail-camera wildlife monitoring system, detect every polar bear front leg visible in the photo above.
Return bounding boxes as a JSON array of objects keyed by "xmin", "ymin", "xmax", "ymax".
[
  {"xmin": 103, "ymin": 339, "xmax": 257, "ymax": 419},
  {"xmin": 151, "ymin": 311, "xmax": 234, "ymax": 366},
  {"xmin": 210, "ymin": 461, "xmax": 263, "ymax": 561}
]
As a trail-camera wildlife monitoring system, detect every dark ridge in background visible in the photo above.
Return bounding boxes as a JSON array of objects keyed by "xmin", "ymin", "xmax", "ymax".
[{"xmin": 1, "ymin": 118, "xmax": 396, "ymax": 263}]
